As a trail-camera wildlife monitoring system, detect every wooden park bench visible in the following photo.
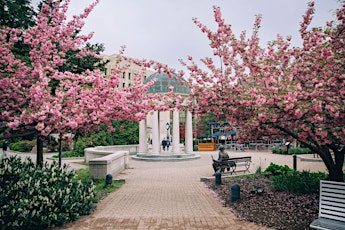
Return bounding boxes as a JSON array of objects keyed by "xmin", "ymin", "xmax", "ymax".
[
  {"xmin": 310, "ymin": 180, "xmax": 345, "ymax": 230},
  {"xmin": 212, "ymin": 156, "xmax": 251, "ymax": 174}
]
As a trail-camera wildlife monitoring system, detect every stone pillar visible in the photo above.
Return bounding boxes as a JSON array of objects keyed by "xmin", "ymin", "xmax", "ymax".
[
  {"xmin": 185, "ymin": 110, "xmax": 193, "ymax": 154},
  {"xmin": 138, "ymin": 119, "xmax": 147, "ymax": 154},
  {"xmin": 151, "ymin": 111, "xmax": 160, "ymax": 154},
  {"xmin": 172, "ymin": 108, "xmax": 180, "ymax": 154}
]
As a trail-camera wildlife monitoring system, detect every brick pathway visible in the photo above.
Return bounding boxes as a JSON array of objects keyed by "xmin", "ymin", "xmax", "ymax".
[
  {"xmin": 8, "ymin": 149, "xmax": 328, "ymax": 230},
  {"xmin": 57, "ymin": 150, "xmax": 330, "ymax": 230}
]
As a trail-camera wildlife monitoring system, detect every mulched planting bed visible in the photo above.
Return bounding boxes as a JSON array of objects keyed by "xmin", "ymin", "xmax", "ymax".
[{"xmin": 204, "ymin": 174, "xmax": 319, "ymax": 230}]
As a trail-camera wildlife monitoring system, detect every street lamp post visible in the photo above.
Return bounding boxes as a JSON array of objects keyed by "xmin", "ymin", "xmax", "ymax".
[{"xmin": 166, "ymin": 122, "xmax": 170, "ymax": 140}]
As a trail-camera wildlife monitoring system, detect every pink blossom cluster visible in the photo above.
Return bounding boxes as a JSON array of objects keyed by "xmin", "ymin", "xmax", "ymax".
[
  {"xmin": 181, "ymin": 2, "xmax": 345, "ymax": 178},
  {"xmin": 0, "ymin": 0, "xmax": 180, "ymax": 137}
]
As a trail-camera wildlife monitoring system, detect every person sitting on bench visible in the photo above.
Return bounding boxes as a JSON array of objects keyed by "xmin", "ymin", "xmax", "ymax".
[{"xmin": 212, "ymin": 145, "xmax": 230, "ymax": 172}]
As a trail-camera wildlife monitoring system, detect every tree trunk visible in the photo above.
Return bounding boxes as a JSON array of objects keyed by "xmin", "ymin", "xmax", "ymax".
[
  {"xmin": 319, "ymin": 148, "xmax": 344, "ymax": 182},
  {"xmin": 329, "ymin": 167, "xmax": 344, "ymax": 182},
  {"xmin": 330, "ymin": 149, "xmax": 345, "ymax": 182},
  {"xmin": 36, "ymin": 135, "xmax": 44, "ymax": 166},
  {"xmin": 58, "ymin": 133, "xmax": 62, "ymax": 168}
]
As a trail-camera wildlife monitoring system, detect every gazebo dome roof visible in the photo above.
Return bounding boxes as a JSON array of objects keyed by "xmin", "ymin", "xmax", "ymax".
[{"xmin": 143, "ymin": 72, "xmax": 191, "ymax": 94}]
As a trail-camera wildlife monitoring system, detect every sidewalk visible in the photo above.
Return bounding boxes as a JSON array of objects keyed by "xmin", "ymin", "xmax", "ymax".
[
  {"xmin": 49, "ymin": 149, "xmax": 328, "ymax": 230},
  {"xmin": 4, "ymin": 150, "xmax": 87, "ymax": 171}
]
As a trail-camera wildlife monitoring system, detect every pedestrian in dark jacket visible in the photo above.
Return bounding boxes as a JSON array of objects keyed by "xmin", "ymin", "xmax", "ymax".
[
  {"xmin": 162, "ymin": 139, "xmax": 167, "ymax": 151},
  {"xmin": 2, "ymin": 141, "xmax": 8, "ymax": 159}
]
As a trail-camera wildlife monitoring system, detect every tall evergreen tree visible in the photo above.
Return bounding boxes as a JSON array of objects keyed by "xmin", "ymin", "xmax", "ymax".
[{"xmin": 0, "ymin": 0, "xmax": 36, "ymax": 29}]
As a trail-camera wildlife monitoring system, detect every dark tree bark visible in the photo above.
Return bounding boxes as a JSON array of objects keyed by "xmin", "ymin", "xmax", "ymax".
[
  {"xmin": 58, "ymin": 133, "xmax": 62, "ymax": 168},
  {"xmin": 0, "ymin": 130, "xmax": 35, "ymax": 139},
  {"xmin": 312, "ymin": 146, "xmax": 344, "ymax": 182},
  {"xmin": 36, "ymin": 135, "xmax": 44, "ymax": 166}
]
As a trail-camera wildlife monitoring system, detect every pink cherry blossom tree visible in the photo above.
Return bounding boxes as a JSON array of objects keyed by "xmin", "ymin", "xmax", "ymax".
[
  {"xmin": 182, "ymin": 2, "xmax": 345, "ymax": 181},
  {"xmin": 0, "ymin": 0, "xmax": 156, "ymax": 165}
]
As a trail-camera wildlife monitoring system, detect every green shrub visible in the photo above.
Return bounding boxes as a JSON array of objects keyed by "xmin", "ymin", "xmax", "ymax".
[
  {"xmin": 75, "ymin": 167, "xmax": 125, "ymax": 203},
  {"xmin": 45, "ymin": 136, "xmax": 71, "ymax": 152},
  {"xmin": 52, "ymin": 151, "xmax": 84, "ymax": 158},
  {"xmin": 0, "ymin": 156, "xmax": 96, "ymax": 229},
  {"xmin": 73, "ymin": 136, "xmax": 89, "ymax": 156},
  {"xmin": 271, "ymin": 170, "xmax": 328, "ymax": 194},
  {"xmin": 290, "ymin": 148, "xmax": 312, "ymax": 154},
  {"xmin": 264, "ymin": 163, "xmax": 292, "ymax": 176},
  {"xmin": 8, "ymin": 140, "xmax": 35, "ymax": 152},
  {"xmin": 72, "ymin": 120, "xmax": 139, "ymax": 156},
  {"xmin": 272, "ymin": 147, "xmax": 312, "ymax": 155},
  {"xmin": 272, "ymin": 149, "xmax": 288, "ymax": 154}
]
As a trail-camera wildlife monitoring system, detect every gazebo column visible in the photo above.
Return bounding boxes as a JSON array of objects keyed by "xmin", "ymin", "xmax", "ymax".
[
  {"xmin": 138, "ymin": 119, "xmax": 147, "ymax": 154},
  {"xmin": 172, "ymin": 108, "xmax": 180, "ymax": 154},
  {"xmin": 151, "ymin": 111, "xmax": 160, "ymax": 154},
  {"xmin": 184, "ymin": 110, "xmax": 193, "ymax": 154}
]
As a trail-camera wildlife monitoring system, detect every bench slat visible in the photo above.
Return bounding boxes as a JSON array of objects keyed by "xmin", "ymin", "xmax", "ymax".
[
  {"xmin": 322, "ymin": 180, "xmax": 345, "ymax": 185},
  {"xmin": 319, "ymin": 212, "xmax": 345, "ymax": 222},
  {"xmin": 229, "ymin": 157, "xmax": 251, "ymax": 161},
  {"xmin": 322, "ymin": 187, "xmax": 345, "ymax": 195},
  {"xmin": 320, "ymin": 208, "xmax": 345, "ymax": 218},
  {"xmin": 321, "ymin": 200, "xmax": 345, "ymax": 208},
  {"xmin": 321, "ymin": 203, "xmax": 345, "ymax": 212},
  {"xmin": 321, "ymin": 196, "xmax": 345, "ymax": 205}
]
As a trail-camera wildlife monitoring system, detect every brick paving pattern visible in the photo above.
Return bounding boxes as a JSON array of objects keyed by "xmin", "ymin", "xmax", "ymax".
[
  {"xmin": 56, "ymin": 150, "xmax": 328, "ymax": 230},
  {"xmin": 7, "ymin": 149, "xmax": 329, "ymax": 229}
]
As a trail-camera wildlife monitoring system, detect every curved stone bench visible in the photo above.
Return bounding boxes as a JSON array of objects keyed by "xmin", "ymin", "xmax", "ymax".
[
  {"xmin": 85, "ymin": 145, "xmax": 138, "ymax": 179},
  {"xmin": 84, "ymin": 145, "xmax": 139, "ymax": 163},
  {"xmin": 89, "ymin": 150, "xmax": 129, "ymax": 179}
]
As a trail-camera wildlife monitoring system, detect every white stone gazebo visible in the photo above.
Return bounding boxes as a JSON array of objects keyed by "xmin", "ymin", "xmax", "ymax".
[{"xmin": 133, "ymin": 72, "xmax": 200, "ymax": 161}]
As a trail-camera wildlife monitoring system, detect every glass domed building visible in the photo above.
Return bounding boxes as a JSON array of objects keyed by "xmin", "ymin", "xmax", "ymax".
[
  {"xmin": 136, "ymin": 72, "xmax": 199, "ymax": 161},
  {"xmin": 143, "ymin": 72, "xmax": 191, "ymax": 94}
]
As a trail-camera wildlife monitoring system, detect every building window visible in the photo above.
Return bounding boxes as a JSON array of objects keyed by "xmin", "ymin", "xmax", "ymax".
[
  {"xmin": 122, "ymin": 82, "xmax": 125, "ymax": 88},
  {"xmin": 104, "ymin": 68, "xmax": 107, "ymax": 75},
  {"xmin": 128, "ymin": 72, "xmax": 131, "ymax": 80},
  {"xmin": 123, "ymin": 72, "xmax": 125, "ymax": 79}
]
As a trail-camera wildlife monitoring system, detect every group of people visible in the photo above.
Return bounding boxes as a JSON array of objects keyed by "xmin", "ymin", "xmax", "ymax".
[{"xmin": 161, "ymin": 139, "xmax": 170, "ymax": 151}]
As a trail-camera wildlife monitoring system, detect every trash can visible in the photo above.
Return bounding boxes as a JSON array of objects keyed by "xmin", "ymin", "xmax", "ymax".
[
  {"xmin": 230, "ymin": 183, "xmax": 240, "ymax": 202},
  {"xmin": 106, "ymin": 174, "xmax": 113, "ymax": 185},
  {"xmin": 215, "ymin": 172, "xmax": 222, "ymax": 185}
]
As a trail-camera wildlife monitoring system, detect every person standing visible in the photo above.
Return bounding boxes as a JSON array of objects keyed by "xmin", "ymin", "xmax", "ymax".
[
  {"xmin": 166, "ymin": 139, "xmax": 170, "ymax": 151},
  {"xmin": 285, "ymin": 141, "xmax": 291, "ymax": 154},
  {"xmin": 161, "ymin": 139, "xmax": 167, "ymax": 151},
  {"xmin": 2, "ymin": 141, "xmax": 8, "ymax": 159}
]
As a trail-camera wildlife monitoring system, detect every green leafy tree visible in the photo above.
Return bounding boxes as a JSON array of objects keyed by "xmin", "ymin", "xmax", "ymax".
[
  {"xmin": 73, "ymin": 120, "xmax": 139, "ymax": 156},
  {"xmin": 59, "ymin": 42, "xmax": 109, "ymax": 74},
  {"xmin": 196, "ymin": 112, "xmax": 217, "ymax": 137}
]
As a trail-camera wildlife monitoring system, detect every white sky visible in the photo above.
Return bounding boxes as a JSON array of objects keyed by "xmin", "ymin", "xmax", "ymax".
[{"xmin": 31, "ymin": 0, "xmax": 341, "ymax": 70}]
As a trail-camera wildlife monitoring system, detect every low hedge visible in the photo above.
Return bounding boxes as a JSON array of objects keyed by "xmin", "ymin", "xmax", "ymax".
[
  {"xmin": 271, "ymin": 170, "xmax": 328, "ymax": 194},
  {"xmin": 272, "ymin": 147, "xmax": 312, "ymax": 155},
  {"xmin": 264, "ymin": 163, "xmax": 329, "ymax": 194},
  {"xmin": 264, "ymin": 162, "xmax": 292, "ymax": 176},
  {"xmin": 8, "ymin": 140, "xmax": 35, "ymax": 152},
  {"xmin": 0, "ymin": 156, "xmax": 96, "ymax": 230},
  {"xmin": 52, "ymin": 151, "xmax": 84, "ymax": 159}
]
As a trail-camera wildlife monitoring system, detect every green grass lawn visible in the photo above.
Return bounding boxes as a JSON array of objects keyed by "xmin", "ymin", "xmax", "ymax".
[{"xmin": 75, "ymin": 167, "xmax": 125, "ymax": 202}]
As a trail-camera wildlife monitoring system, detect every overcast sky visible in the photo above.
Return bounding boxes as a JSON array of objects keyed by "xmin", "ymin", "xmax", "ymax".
[{"xmin": 31, "ymin": 0, "xmax": 341, "ymax": 70}]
